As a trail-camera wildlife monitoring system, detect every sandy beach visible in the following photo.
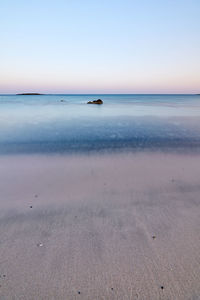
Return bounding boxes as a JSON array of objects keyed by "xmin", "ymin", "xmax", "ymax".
[{"xmin": 0, "ymin": 151, "xmax": 200, "ymax": 299}]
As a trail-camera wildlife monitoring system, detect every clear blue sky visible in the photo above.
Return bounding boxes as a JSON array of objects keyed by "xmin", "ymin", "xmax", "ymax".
[{"xmin": 0, "ymin": 0, "xmax": 200, "ymax": 93}]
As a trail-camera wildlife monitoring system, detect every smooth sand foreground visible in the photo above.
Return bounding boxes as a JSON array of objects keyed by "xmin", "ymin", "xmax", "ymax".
[{"xmin": 0, "ymin": 151, "xmax": 200, "ymax": 300}]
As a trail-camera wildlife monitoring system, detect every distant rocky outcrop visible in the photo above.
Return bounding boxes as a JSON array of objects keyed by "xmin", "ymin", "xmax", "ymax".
[
  {"xmin": 16, "ymin": 93, "xmax": 43, "ymax": 95},
  {"xmin": 87, "ymin": 99, "xmax": 103, "ymax": 104}
]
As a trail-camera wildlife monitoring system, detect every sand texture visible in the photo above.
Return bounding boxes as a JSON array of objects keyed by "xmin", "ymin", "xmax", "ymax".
[{"xmin": 0, "ymin": 152, "xmax": 200, "ymax": 299}]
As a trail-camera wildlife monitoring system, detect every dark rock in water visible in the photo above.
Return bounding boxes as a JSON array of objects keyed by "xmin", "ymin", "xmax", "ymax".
[
  {"xmin": 87, "ymin": 99, "xmax": 103, "ymax": 104},
  {"xmin": 60, "ymin": 99, "xmax": 64, "ymax": 102},
  {"xmin": 16, "ymin": 93, "xmax": 43, "ymax": 95}
]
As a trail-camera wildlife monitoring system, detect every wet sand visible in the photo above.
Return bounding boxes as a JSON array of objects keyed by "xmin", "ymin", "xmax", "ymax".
[{"xmin": 0, "ymin": 151, "xmax": 200, "ymax": 299}]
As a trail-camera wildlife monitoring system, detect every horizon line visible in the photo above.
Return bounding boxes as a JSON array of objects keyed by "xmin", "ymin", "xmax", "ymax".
[{"xmin": 0, "ymin": 93, "xmax": 199, "ymax": 95}]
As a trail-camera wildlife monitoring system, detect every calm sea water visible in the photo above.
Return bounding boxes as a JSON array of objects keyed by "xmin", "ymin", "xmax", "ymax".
[{"xmin": 0, "ymin": 94, "xmax": 200, "ymax": 153}]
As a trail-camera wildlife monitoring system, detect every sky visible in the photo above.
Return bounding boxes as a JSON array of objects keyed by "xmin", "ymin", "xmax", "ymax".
[{"xmin": 0, "ymin": 0, "xmax": 200, "ymax": 94}]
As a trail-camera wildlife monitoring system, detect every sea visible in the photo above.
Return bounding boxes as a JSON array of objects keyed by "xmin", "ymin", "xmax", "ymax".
[{"xmin": 0, "ymin": 94, "xmax": 200, "ymax": 154}]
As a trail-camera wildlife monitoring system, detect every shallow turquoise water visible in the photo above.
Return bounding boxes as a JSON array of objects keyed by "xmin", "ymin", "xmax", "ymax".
[{"xmin": 0, "ymin": 94, "xmax": 200, "ymax": 153}]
